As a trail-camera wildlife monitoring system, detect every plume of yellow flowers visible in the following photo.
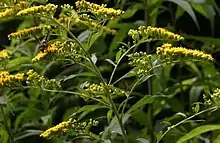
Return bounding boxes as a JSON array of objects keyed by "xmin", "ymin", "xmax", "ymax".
[
  {"xmin": 40, "ymin": 118, "xmax": 73, "ymax": 139},
  {"xmin": 0, "ymin": 49, "xmax": 9, "ymax": 60},
  {"xmin": 17, "ymin": 4, "xmax": 57, "ymax": 17},
  {"xmin": 8, "ymin": 25, "xmax": 51, "ymax": 39},
  {"xmin": 0, "ymin": 71, "xmax": 24, "ymax": 86},
  {"xmin": 32, "ymin": 41, "xmax": 61, "ymax": 62},
  {"xmin": 0, "ymin": 1, "xmax": 28, "ymax": 19},
  {"xmin": 128, "ymin": 26, "xmax": 184, "ymax": 43},
  {"xmin": 75, "ymin": 0, "xmax": 123, "ymax": 19},
  {"xmin": 156, "ymin": 43, "xmax": 214, "ymax": 61}
]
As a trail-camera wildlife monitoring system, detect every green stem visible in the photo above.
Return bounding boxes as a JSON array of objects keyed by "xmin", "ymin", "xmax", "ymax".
[
  {"xmin": 52, "ymin": 19, "xmax": 128, "ymax": 142},
  {"xmin": 52, "ymin": 19, "xmax": 105, "ymax": 83},
  {"xmin": 106, "ymin": 91, "xmax": 128, "ymax": 143},
  {"xmin": 157, "ymin": 106, "xmax": 219, "ymax": 143},
  {"xmin": 0, "ymin": 106, "xmax": 14, "ymax": 143},
  {"xmin": 109, "ymin": 44, "xmax": 136, "ymax": 84}
]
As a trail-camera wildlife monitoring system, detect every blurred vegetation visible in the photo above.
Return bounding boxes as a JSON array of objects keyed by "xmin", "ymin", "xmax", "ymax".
[{"xmin": 1, "ymin": 0, "xmax": 220, "ymax": 143}]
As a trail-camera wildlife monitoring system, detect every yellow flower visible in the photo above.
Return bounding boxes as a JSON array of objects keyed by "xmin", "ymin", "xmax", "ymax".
[
  {"xmin": 8, "ymin": 25, "xmax": 51, "ymax": 39},
  {"xmin": 0, "ymin": 50, "xmax": 9, "ymax": 60},
  {"xmin": 75, "ymin": 0, "xmax": 123, "ymax": 19},
  {"xmin": 128, "ymin": 26, "xmax": 184, "ymax": 42},
  {"xmin": 156, "ymin": 43, "xmax": 214, "ymax": 61},
  {"xmin": 0, "ymin": 1, "xmax": 28, "ymax": 19},
  {"xmin": 32, "ymin": 52, "xmax": 48, "ymax": 62},
  {"xmin": 0, "ymin": 71, "xmax": 24, "ymax": 86},
  {"xmin": 40, "ymin": 119, "xmax": 72, "ymax": 138},
  {"xmin": 32, "ymin": 41, "xmax": 61, "ymax": 62},
  {"xmin": 17, "ymin": 4, "xmax": 57, "ymax": 17}
]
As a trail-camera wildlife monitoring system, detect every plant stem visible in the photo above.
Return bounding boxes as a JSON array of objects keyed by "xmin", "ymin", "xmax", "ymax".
[
  {"xmin": 0, "ymin": 106, "xmax": 14, "ymax": 143},
  {"xmin": 157, "ymin": 106, "xmax": 219, "ymax": 143},
  {"xmin": 52, "ymin": 19, "xmax": 105, "ymax": 83},
  {"xmin": 144, "ymin": 1, "xmax": 155, "ymax": 141},
  {"xmin": 53, "ymin": 19, "xmax": 128, "ymax": 142},
  {"xmin": 109, "ymin": 44, "xmax": 136, "ymax": 84},
  {"xmin": 106, "ymin": 91, "xmax": 128, "ymax": 143}
]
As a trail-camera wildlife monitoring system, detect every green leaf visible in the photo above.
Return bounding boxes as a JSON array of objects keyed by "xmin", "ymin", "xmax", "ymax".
[
  {"xmin": 105, "ymin": 59, "xmax": 116, "ymax": 67},
  {"xmin": 109, "ymin": 23, "xmax": 136, "ymax": 53},
  {"xmin": 177, "ymin": 125, "xmax": 220, "ymax": 143},
  {"xmin": 183, "ymin": 34, "xmax": 220, "ymax": 47},
  {"xmin": 116, "ymin": 49, "xmax": 122, "ymax": 63},
  {"xmin": 167, "ymin": 0, "xmax": 200, "ymax": 30},
  {"xmin": 62, "ymin": 72, "xmax": 96, "ymax": 82},
  {"xmin": 121, "ymin": 4, "xmax": 143, "ymax": 19},
  {"xmin": 127, "ymin": 96, "xmax": 154, "ymax": 114},
  {"xmin": 0, "ymin": 128, "xmax": 8, "ymax": 143},
  {"xmin": 14, "ymin": 130, "xmax": 43, "ymax": 141},
  {"xmin": 69, "ymin": 105, "xmax": 108, "ymax": 117},
  {"xmin": 175, "ymin": 6, "xmax": 185, "ymax": 20},
  {"xmin": 136, "ymin": 138, "xmax": 150, "ymax": 143},
  {"xmin": 107, "ymin": 109, "xmax": 113, "ymax": 123}
]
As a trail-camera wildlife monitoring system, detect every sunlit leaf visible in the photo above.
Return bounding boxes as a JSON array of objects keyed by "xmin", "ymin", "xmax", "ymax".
[{"xmin": 177, "ymin": 125, "xmax": 220, "ymax": 143}]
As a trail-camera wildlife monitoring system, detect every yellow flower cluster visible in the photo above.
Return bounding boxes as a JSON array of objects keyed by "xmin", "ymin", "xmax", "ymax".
[
  {"xmin": 17, "ymin": 4, "xmax": 57, "ymax": 17},
  {"xmin": 8, "ymin": 25, "xmax": 51, "ymax": 39},
  {"xmin": 79, "ymin": 19, "xmax": 116, "ymax": 34},
  {"xmin": 0, "ymin": 71, "xmax": 24, "ymax": 86},
  {"xmin": 26, "ymin": 69, "xmax": 45, "ymax": 82},
  {"xmin": 156, "ymin": 43, "xmax": 214, "ymax": 61},
  {"xmin": 40, "ymin": 119, "xmax": 72, "ymax": 139},
  {"xmin": 0, "ymin": 50, "xmax": 9, "ymax": 60},
  {"xmin": 32, "ymin": 41, "xmax": 61, "ymax": 62},
  {"xmin": 75, "ymin": 0, "xmax": 123, "ymax": 19},
  {"xmin": 128, "ymin": 26, "xmax": 184, "ymax": 42},
  {"xmin": 0, "ymin": 1, "xmax": 28, "ymax": 19}
]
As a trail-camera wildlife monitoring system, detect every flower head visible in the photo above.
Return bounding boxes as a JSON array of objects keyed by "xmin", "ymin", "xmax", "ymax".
[
  {"xmin": 156, "ymin": 43, "xmax": 214, "ymax": 62},
  {"xmin": 40, "ymin": 118, "xmax": 73, "ymax": 139},
  {"xmin": 8, "ymin": 25, "xmax": 51, "ymax": 39},
  {"xmin": 0, "ymin": 71, "xmax": 24, "ymax": 86},
  {"xmin": 0, "ymin": 50, "xmax": 9, "ymax": 60},
  {"xmin": 128, "ymin": 26, "xmax": 184, "ymax": 43},
  {"xmin": 17, "ymin": 4, "xmax": 57, "ymax": 17},
  {"xmin": 0, "ymin": 1, "xmax": 28, "ymax": 19},
  {"xmin": 75, "ymin": 0, "xmax": 123, "ymax": 20}
]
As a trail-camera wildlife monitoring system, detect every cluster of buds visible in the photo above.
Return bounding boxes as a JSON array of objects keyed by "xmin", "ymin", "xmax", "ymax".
[
  {"xmin": 40, "ymin": 118, "xmax": 98, "ymax": 139},
  {"xmin": 0, "ymin": 71, "xmax": 24, "ymax": 86},
  {"xmin": 17, "ymin": 3, "xmax": 57, "ymax": 17},
  {"xmin": 203, "ymin": 88, "xmax": 220, "ymax": 106},
  {"xmin": 128, "ymin": 26, "xmax": 184, "ymax": 43},
  {"xmin": 0, "ymin": 1, "xmax": 28, "ymax": 19},
  {"xmin": 8, "ymin": 25, "xmax": 51, "ymax": 40},
  {"xmin": 156, "ymin": 43, "xmax": 214, "ymax": 62},
  {"xmin": 82, "ymin": 83, "xmax": 126, "ymax": 99},
  {"xmin": 26, "ymin": 69, "xmax": 61, "ymax": 90},
  {"xmin": 128, "ymin": 52, "xmax": 152, "ymax": 76},
  {"xmin": 56, "ymin": 41, "xmax": 84, "ymax": 62},
  {"xmin": 75, "ymin": 0, "xmax": 123, "ymax": 20}
]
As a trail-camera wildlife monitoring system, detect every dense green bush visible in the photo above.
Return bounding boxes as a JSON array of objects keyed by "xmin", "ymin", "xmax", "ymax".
[{"xmin": 1, "ymin": 0, "xmax": 220, "ymax": 143}]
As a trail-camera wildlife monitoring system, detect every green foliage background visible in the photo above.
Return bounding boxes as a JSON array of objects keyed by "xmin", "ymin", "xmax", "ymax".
[{"xmin": 1, "ymin": 0, "xmax": 220, "ymax": 143}]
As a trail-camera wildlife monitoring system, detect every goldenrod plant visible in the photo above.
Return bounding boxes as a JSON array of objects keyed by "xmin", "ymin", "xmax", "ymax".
[{"xmin": 0, "ymin": 0, "xmax": 219, "ymax": 143}]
